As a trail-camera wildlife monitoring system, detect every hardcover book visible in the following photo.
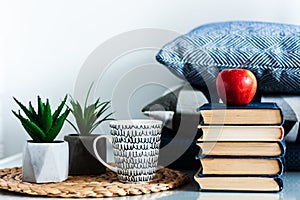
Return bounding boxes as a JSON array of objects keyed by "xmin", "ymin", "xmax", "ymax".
[
  {"xmin": 198, "ymin": 125, "xmax": 284, "ymax": 141},
  {"xmin": 197, "ymin": 141, "xmax": 286, "ymax": 157},
  {"xmin": 198, "ymin": 103, "xmax": 283, "ymax": 125},
  {"xmin": 194, "ymin": 168, "xmax": 283, "ymax": 192},
  {"xmin": 198, "ymin": 157, "xmax": 284, "ymax": 175}
]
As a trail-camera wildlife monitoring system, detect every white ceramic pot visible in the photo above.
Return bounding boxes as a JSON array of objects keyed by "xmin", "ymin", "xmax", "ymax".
[{"xmin": 22, "ymin": 141, "xmax": 69, "ymax": 183}]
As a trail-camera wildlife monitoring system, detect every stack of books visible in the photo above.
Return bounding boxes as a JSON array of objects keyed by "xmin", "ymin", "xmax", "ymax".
[{"xmin": 194, "ymin": 103, "xmax": 285, "ymax": 192}]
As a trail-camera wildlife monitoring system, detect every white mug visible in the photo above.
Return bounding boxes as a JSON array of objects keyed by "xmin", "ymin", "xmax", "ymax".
[{"xmin": 93, "ymin": 119, "xmax": 163, "ymax": 182}]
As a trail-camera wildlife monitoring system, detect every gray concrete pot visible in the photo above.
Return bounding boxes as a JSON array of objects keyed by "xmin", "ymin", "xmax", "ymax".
[
  {"xmin": 22, "ymin": 141, "xmax": 69, "ymax": 183},
  {"xmin": 64, "ymin": 134, "xmax": 106, "ymax": 175}
]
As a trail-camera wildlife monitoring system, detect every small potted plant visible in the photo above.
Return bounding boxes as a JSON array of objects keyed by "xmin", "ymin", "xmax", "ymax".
[
  {"xmin": 12, "ymin": 95, "xmax": 70, "ymax": 183},
  {"xmin": 65, "ymin": 84, "xmax": 114, "ymax": 175}
]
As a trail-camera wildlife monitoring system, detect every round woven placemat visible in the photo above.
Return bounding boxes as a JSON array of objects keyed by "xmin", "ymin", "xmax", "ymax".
[{"xmin": 0, "ymin": 167, "xmax": 189, "ymax": 198}]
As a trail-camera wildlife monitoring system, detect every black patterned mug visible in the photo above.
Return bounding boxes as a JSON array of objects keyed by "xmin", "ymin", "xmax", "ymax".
[{"xmin": 93, "ymin": 119, "xmax": 163, "ymax": 182}]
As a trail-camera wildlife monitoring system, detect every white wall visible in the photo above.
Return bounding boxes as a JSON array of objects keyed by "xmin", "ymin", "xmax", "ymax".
[{"xmin": 1, "ymin": 0, "xmax": 300, "ymax": 158}]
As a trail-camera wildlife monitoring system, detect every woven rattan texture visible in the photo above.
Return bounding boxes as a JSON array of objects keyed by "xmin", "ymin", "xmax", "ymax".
[{"xmin": 0, "ymin": 167, "xmax": 189, "ymax": 198}]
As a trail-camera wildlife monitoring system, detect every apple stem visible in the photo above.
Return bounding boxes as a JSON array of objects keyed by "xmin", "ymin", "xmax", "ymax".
[{"xmin": 241, "ymin": 60, "xmax": 251, "ymax": 68}]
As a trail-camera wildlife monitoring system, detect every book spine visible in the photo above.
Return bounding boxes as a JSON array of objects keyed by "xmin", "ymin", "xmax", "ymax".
[
  {"xmin": 274, "ymin": 177, "xmax": 283, "ymax": 192},
  {"xmin": 280, "ymin": 139, "xmax": 286, "ymax": 156},
  {"xmin": 198, "ymin": 103, "xmax": 280, "ymax": 111}
]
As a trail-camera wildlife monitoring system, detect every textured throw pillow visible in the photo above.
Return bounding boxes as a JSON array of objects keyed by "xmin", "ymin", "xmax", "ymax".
[{"xmin": 156, "ymin": 21, "xmax": 300, "ymax": 94}]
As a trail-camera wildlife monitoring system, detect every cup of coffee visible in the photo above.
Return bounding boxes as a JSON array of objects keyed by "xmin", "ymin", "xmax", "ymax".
[{"xmin": 93, "ymin": 119, "xmax": 163, "ymax": 182}]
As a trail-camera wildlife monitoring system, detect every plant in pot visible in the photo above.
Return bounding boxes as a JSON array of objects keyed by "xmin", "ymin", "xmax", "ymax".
[
  {"xmin": 12, "ymin": 95, "xmax": 70, "ymax": 183},
  {"xmin": 65, "ymin": 84, "xmax": 114, "ymax": 175}
]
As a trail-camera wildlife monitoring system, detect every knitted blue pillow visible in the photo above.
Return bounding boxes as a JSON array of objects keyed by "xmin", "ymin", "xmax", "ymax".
[{"xmin": 156, "ymin": 21, "xmax": 300, "ymax": 94}]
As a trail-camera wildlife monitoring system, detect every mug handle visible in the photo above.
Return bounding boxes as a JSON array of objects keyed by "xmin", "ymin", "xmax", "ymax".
[{"xmin": 93, "ymin": 135, "xmax": 117, "ymax": 173}]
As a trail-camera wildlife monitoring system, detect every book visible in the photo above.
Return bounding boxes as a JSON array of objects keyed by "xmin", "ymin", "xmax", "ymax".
[
  {"xmin": 198, "ymin": 157, "xmax": 283, "ymax": 175},
  {"xmin": 198, "ymin": 125, "xmax": 284, "ymax": 141},
  {"xmin": 198, "ymin": 103, "xmax": 283, "ymax": 125},
  {"xmin": 197, "ymin": 141, "xmax": 285, "ymax": 157},
  {"xmin": 195, "ymin": 102, "xmax": 285, "ymax": 192},
  {"xmin": 194, "ymin": 168, "xmax": 283, "ymax": 192}
]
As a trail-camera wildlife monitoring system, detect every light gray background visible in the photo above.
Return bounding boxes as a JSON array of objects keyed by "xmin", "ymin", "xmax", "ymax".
[{"xmin": 1, "ymin": 0, "xmax": 300, "ymax": 158}]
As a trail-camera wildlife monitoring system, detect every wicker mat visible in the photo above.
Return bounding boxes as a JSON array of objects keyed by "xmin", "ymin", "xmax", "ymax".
[{"xmin": 0, "ymin": 167, "xmax": 189, "ymax": 198}]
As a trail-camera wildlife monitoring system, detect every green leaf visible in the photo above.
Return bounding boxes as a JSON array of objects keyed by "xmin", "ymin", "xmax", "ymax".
[
  {"xmin": 70, "ymin": 99, "xmax": 87, "ymax": 134},
  {"xmin": 84, "ymin": 82, "xmax": 94, "ymax": 109},
  {"xmin": 41, "ymin": 99, "xmax": 52, "ymax": 133},
  {"xmin": 12, "ymin": 110, "xmax": 45, "ymax": 142},
  {"xmin": 45, "ymin": 109, "xmax": 70, "ymax": 142},
  {"xmin": 52, "ymin": 95, "xmax": 68, "ymax": 123},
  {"xmin": 90, "ymin": 112, "xmax": 114, "ymax": 134},
  {"xmin": 86, "ymin": 113, "xmax": 97, "ymax": 130},
  {"xmin": 37, "ymin": 96, "xmax": 44, "ymax": 122},
  {"xmin": 93, "ymin": 99, "xmax": 100, "ymax": 109},
  {"xmin": 70, "ymin": 99, "xmax": 83, "ymax": 119},
  {"xmin": 96, "ymin": 101, "xmax": 111, "ymax": 118},
  {"xmin": 84, "ymin": 104, "xmax": 96, "ymax": 124},
  {"xmin": 66, "ymin": 119, "xmax": 79, "ymax": 134},
  {"xmin": 29, "ymin": 101, "xmax": 38, "ymax": 118},
  {"xmin": 13, "ymin": 97, "xmax": 37, "ymax": 123},
  {"xmin": 21, "ymin": 121, "xmax": 44, "ymax": 142}
]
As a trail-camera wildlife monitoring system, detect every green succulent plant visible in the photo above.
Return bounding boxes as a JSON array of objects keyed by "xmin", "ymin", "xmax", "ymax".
[
  {"xmin": 67, "ymin": 84, "xmax": 114, "ymax": 135},
  {"xmin": 12, "ymin": 95, "xmax": 70, "ymax": 143}
]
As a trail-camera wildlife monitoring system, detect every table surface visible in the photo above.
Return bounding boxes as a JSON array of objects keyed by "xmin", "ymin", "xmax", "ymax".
[{"xmin": 0, "ymin": 154, "xmax": 299, "ymax": 200}]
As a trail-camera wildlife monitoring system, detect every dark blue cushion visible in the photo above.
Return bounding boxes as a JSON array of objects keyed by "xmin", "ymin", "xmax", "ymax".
[{"xmin": 156, "ymin": 21, "xmax": 300, "ymax": 94}]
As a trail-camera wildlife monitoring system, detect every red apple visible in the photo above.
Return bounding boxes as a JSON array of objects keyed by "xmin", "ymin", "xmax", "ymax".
[{"xmin": 216, "ymin": 69, "xmax": 257, "ymax": 105}]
